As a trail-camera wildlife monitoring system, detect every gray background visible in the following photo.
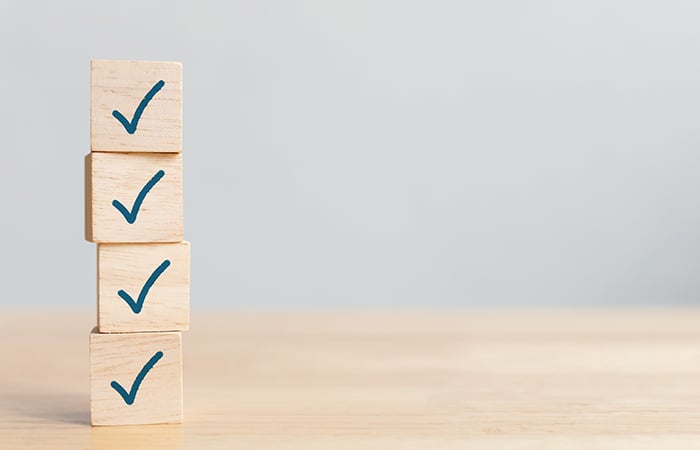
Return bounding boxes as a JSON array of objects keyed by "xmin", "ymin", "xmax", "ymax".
[{"xmin": 2, "ymin": 1, "xmax": 700, "ymax": 309}]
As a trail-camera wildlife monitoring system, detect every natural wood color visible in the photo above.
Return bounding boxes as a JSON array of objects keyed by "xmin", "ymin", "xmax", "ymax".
[
  {"xmin": 84, "ymin": 152, "xmax": 184, "ymax": 243},
  {"xmin": 91, "ymin": 60, "xmax": 182, "ymax": 153},
  {"xmin": 90, "ymin": 329, "xmax": 183, "ymax": 426},
  {"xmin": 2, "ymin": 310, "xmax": 700, "ymax": 448},
  {"xmin": 84, "ymin": 154, "xmax": 93, "ymax": 239},
  {"xmin": 97, "ymin": 242, "xmax": 190, "ymax": 332}
]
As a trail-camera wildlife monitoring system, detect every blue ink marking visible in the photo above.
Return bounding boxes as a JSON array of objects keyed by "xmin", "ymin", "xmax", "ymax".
[
  {"xmin": 112, "ymin": 170, "xmax": 165, "ymax": 224},
  {"xmin": 112, "ymin": 80, "xmax": 165, "ymax": 134},
  {"xmin": 110, "ymin": 351, "xmax": 164, "ymax": 405},
  {"xmin": 118, "ymin": 259, "xmax": 171, "ymax": 314}
]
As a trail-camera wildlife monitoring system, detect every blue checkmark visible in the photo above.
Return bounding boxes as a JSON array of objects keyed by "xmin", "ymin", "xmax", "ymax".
[
  {"xmin": 112, "ymin": 170, "xmax": 165, "ymax": 224},
  {"xmin": 110, "ymin": 351, "xmax": 164, "ymax": 405},
  {"xmin": 112, "ymin": 80, "xmax": 165, "ymax": 134},
  {"xmin": 118, "ymin": 259, "xmax": 171, "ymax": 314}
]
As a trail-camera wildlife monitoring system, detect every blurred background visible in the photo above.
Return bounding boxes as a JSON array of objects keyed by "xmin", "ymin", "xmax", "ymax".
[{"xmin": 1, "ymin": 1, "xmax": 700, "ymax": 309}]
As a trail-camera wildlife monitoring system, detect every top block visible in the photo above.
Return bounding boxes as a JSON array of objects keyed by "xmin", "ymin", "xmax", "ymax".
[{"xmin": 91, "ymin": 60, "xmax": 182, "ymax": 153}]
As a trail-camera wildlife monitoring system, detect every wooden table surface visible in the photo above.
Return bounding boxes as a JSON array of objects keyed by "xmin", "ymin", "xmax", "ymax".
[{"xmin": 1, "ymin": 310, "xmax": 700, "ymax": 449}]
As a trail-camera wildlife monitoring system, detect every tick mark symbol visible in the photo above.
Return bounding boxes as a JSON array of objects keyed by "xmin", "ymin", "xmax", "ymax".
[
  {"xmin": 110, "ymin": 351, "xmax": 164, "ymax": 405},
  {"xmin": 118, "ymin": 260, "xmax": 171, "ymax": 314},
  {"xmin": 112, "ymin": 170, "xmax": 165, "ymax": 224},
  {"xmin": 112, "ymin": 80, "xmax": 165, "ymax": 134}
]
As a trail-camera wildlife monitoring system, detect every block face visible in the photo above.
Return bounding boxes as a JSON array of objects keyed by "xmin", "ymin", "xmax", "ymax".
[
  {"xmin": 85, "ymin": 152, "xmax": 184, "ymax": 243},
  {"xmin": 97, "ymin": 242, "xmax": 190, "ymax": 332},
  {"xmin": 90, "ymin": 330, "xmax": 183, "ymax": 425},
  {"xmin": 91, "ymin": 60, "xmax": 182, "ymax": 153}
]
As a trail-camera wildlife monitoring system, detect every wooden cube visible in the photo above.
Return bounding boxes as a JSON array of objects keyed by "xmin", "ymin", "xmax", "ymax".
[
  {"xmin": 98, "ymin": 242, "xmax": 190, "ymax": 333},
  {"xmin": 91, "ymin": 60, "xmax": 182, "ymax": 153},
  {"xmin": 85, "ymin": 152, "xmax": 184, "ymax": 243},
  {"xmin": 90, "ymin": 329, "xmax": 183, "ymax": 426}
]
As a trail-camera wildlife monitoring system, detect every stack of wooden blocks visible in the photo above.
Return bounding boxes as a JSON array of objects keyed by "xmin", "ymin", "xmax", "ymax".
[{"xmin": 85, "ymin": 60, "xmax": 189, "ymax": 426}]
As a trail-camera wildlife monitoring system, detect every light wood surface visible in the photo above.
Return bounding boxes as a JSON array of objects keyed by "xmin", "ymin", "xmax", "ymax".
[
  {"xmin": 2, "ymin": 310, "xmax": 700, "ymax": 448},
  {"xmin": 97, "ymin": 242, "xmax": 190, "ymax": 332},
  {"xmin": 84, "ymin": 152, "xmax": 184, "ymax": 243},
  {"xmin": 89, "ymin": 330, "xmax": 183, "ymax": 426},
  {"xmin": 91, "ymin": 60, "xmax": 182, "ymax": 153}
]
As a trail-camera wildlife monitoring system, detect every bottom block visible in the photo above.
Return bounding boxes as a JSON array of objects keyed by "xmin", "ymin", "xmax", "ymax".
[{"xmin": 90, "ymin": 329, "xmax": 183, "ymax": 426}]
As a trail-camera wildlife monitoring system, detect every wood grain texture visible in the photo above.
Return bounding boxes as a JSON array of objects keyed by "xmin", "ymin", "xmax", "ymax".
[
  {"xmin": 97, "ymin": 242, "xmax": 190, "ymax": 332},
  {"xmin": 91, "ymin": 60, "xmax": 182, "ymax": 153},
  {"xmin": 2, "ymin": 310, "xmax": 700, "ymax": 448},
  {"xmin": 90, "ymin": 329, "xmax": 183, "ymax": 426},
  {"xmin": 84, "ymin": 152, "xmax": 184, "ymax": 243}
]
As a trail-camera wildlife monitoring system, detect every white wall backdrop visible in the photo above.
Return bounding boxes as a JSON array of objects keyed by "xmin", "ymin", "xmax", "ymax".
[{"xmin": 2, "ymin": 1, "xmax": 700, "ymax": 308}]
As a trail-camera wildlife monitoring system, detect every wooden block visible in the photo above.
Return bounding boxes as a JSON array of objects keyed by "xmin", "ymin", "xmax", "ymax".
[
  {"xmin": 91, "ymin": 60, "xmax": 182, "ymax": 153},
  {"xmin": 85, "ymin": 152, "xmax": 184, "ymax": 243},
  {"xmin": 98, "ymin": 242, "xmax": 190, "ymax": 332},
  {"xmin": 90, "ymin": 329, "xmax": 183, "ymax": 426}
]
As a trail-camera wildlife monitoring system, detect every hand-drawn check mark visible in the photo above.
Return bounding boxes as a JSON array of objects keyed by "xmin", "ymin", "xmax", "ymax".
[
  {"xmin": 112, "ymin": 80, "xmax": 165, "ymax": 134},
  {"xmin": 110, "ymin": 351, "xmax": 164, "ymax": 405},
  {"xmin": 118, "ymin": 259, "xmax": 171, "ymax": 314},
  {"xmin": 112, "ymin": 170, "xmax": 165, "ymax": 224}
]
